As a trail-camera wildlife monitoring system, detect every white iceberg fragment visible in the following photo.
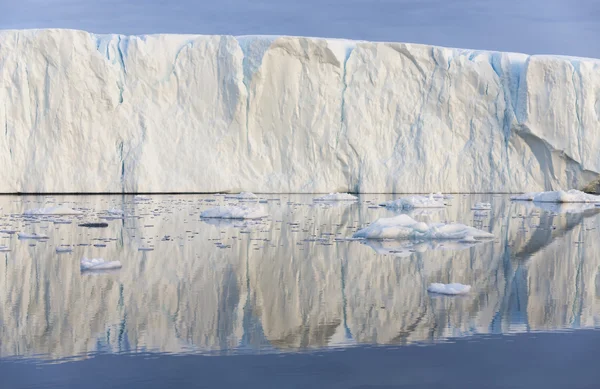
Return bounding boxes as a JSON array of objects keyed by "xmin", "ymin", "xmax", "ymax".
[
  {"xmin": 0, "ymin": 246, "xmax": 10, "ymax": 252},
  {"xmin": 56, "ymin": 246, "xmax": 73, "ymax": 253},
  {"xmin": 133, "ymin": 195, "xmax": 151, "ymax": 202},
  {"xmin": 380, "ymin": 195, "xmax": 445, "ymax": 210},
  {"xmin": 23, "ymin": 206, "xmax": 82, "ymax": 216},
  {"xmin": 106, "ymin": 208, "xmax": 125, "ymax": 215},
  {"xmin": 427, "ymin": 283, "xmax": 471, "ymax": 295},
  {"xmin": 352, "ymin": 214, "xmax": 493, "ymax": 240},
  {"xmin": 200, "ymin": 206, "xmax": 268, "ymax": 219},
  {"xmin": 313, "ymin": 193, "xmax": 358, "ymax": 201},
  {"xmin": 18, "ymin": 232, "xmax": 49, "ymax": 240},
  {"xmin": 511, "ymin": 190, "xmax": 600, "ymax": 203},
  {"xmin": 80, "ymin": 257, "xmax": 122, "ymax": 271},
  {"xmin": 471, "ymin": 202, "xmax": 492, "ymax": 211}
]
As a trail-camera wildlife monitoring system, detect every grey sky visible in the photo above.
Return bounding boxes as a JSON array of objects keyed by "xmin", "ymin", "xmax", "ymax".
[{"xmin": 1, "ymin": 0, "xmax": 599, "ymax": 58}]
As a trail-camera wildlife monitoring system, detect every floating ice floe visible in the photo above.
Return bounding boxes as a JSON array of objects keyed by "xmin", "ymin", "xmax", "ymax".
[
  {"xmin": 18, "ymin": 232, "xmax": 49, "ymax": 240},
  {"xmin": 0, "ymin": 229, "xmax": 17, "ymax": 235},
  {"xmin": 224, "ymin": 192, "xmax": 258, "ymax": 200},
  {"xmin": 352, "ymin": 214, "xmax": 493, "ymax": 240},
  {"xmin": 313, "ymin": 193, "xmax": 358, "ymax": 202},
  {"xmin": 511, "ymin": 190, "xmax": 600, "ymax": 203},
  {"xmin": 23, "ymin": 206, "xmax": 83, "ymax": 216},
  {"xmin": 56, "ymin": 246, "xmax": 73, "ymax": 253},
  {"xmin": 0, "ymin": 246, "xmax": 10, "ymax": 252},
  {"xmin": 133, "ymin": 195, "xmax": 151, "ymax": 202},
  {"xmin": 200, "ymin": 206, "xmax": 268, "ymax": 219},
  {"xmin": 471, "ymin": 202, "xmax": 492, "ymax": 211},
  {"xmin": 427, "ymin": 283, "xmax": 471, "ymax": 295},
  {"xmin": 80, "ymin": 258, "xmax": 122, "ymax": 271},
  {"xmin": 380, "ymin": 195, "xmax": 445, "ymax": 210}
]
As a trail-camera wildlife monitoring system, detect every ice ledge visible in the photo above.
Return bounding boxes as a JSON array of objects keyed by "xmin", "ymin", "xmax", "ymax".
[{"xmin": 0, "ymin": 29, "xmax": 598, "ymax": 193}]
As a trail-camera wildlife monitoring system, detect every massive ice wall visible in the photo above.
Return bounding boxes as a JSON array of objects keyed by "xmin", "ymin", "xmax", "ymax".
[{"xmin": 0, "ymin": 29, "xmax": 599, "ymax": 193}]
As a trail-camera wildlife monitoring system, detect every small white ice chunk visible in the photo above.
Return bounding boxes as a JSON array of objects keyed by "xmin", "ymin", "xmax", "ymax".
[
  {"xmin": 313, "ymin": 193, "xmax": 358, "ymax": 201},
  {"xmin": 18, "ymin": 232, "xmax": 49, "ymax": 240},
  {"xmin": 80, "ymin": 257, "xmax": 122, "ymax": 271},
  {"xmin": 200, "ymin": 206, "xmax": 268, "ymax": 219},
  {"xmin": 381, "ymin": 195, "xmax": 445, "ymax": 209},
  {"xmin": 352, "ymin": 214, "xmax": 493, "ymax": 240},
  {"xmin": 427, "ymin": 283, "xmax": 471, "ymax": 295}
]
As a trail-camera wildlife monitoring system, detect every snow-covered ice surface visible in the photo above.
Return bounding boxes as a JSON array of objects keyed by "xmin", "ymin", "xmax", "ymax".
[
  {"xmin": 0, "ymin": 193, "xmax": 600, "ymax": 362},
  {"xmin": 80, "ymin": 258, "xmax": 122, "ymax": 271},
  {"xmin": 1, "ymin": 29, "xmax": 600, "ymax": 193},
  {"xmin": 427, "ymin": 283, "xmax": 471, "ymax": 295},
  {"xmin": 381, "ymin": 195, "xmax": 446, "ymax": 210},
  {"xmin": 313, "ymin": 193, "xmax": 358, "ymax": 202},
  {"xmin": 200, "ymin": 206, "xmax": 268, "ymax": 219},
  {"xmin": 352, "ymin": 214, "xmax": 494, "ymax": 240},
  {"xmin": 511, "ymin": 190, "xmax": 600, "ymax": 203}
]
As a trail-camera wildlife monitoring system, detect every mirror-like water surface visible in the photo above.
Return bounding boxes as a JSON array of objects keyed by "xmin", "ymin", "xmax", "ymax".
[{"xmin": 1, "ymin": 194, "xmax": 599, "ymax": 361}]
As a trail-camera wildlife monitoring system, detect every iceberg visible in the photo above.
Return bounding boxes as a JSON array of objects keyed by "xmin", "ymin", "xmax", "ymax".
[
  {"xmin": 0, "ymin": 29, "xmax": 599, "ymax": 193},
  {"xmin": 380, "ymin": 195, "xmax": 445, "ymax": 210},
  {"xmin": 427, "ymin": 283, "xmax": 471, "ymax": 295},
  {"xmin": 80, "ymin": 258, "xmax": 122, "ymax": 271},
  {"xmin": 313, "ymin": 193, "xmax": 358, "ymax": 202},
  {"xmin": 511, "ymin": 190, "xmax": 600, "ymax": 203},
  {"xmin": 200, "ymin": 206, "xmax": 268, "ymax": 219},
  {"xmin": 352, "ymin": 214, "xmax": 493, "ymax": 240}
]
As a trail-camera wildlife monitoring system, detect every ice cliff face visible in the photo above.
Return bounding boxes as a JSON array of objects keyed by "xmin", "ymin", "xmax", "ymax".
[{"xmin": 0, "ymin": 29, "xmax": 599, "ymax": 193}]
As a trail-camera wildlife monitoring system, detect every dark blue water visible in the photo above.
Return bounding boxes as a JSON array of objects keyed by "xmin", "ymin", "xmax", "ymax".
[{"xmin": 0, "ymin": 194, "xmax": 599, "ymax": 388}]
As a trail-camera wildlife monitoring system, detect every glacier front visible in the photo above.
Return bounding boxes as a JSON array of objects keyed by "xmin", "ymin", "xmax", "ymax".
[{"xmin": 0, "ymin": 29, "xmax": 599, "ymax": 193}]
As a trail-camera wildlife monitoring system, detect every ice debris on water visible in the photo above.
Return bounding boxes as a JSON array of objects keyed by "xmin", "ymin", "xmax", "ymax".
[
  {"xmin": 80, "ymin": 258, "xmax": 122, "ymax": 271},
  {"xmin": 427, "ymin": 283, "xmax": 471, "ymax": 295},
  {"xmin": 352, "ymin": 214, "xmax": 493, "ymax": 240},
  {"xmin": 313, "ymin": 193, "xmax": 358, "ymax": 202},
  {"xmin": 18, "ymin": 232, "xmax": 49, "ymax": 240},
  {"xmin": 471, "ymin": 202, "xmax": 492, "ymax": 211},
  {"xmin": 380, "ymin": 195, "xmax": 446, "ymax": 210},
  {"xmin": 224, "ymin": 192, "xmax": 258, "ymax": 200},
  {"xmin": 24, "ymin": 207, "xmax": 83, "ymax": 216},
  {"xmin": 200, "ymin": 206, "xmax": 268, "ymax": 219},
  {"xmin": 56, "ymin": 246, "xmax": 73, "ymax": 253}
]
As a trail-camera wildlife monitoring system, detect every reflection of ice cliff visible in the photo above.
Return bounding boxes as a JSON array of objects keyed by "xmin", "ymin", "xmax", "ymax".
[{"xmin": 0, "ymin": 195, "xmax": 599, "ymax": 359}]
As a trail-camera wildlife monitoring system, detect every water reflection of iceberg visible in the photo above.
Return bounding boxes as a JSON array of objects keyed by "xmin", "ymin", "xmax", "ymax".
[
  {"xmin": 516, "ymin": 201, "xmax": 600, "ymax": 214},
  {"xmin": 361, "ymin": 239, "xmax": 482, "ymax": 257},
  {"xmin": 200, "ymin": 217, "xmax": 268, "ymax": 229}
]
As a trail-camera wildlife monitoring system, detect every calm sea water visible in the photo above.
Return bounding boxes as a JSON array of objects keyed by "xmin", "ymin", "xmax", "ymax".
[{"xmin": 1, "ymin": 194, "xmax": 599, "ymax": 388}]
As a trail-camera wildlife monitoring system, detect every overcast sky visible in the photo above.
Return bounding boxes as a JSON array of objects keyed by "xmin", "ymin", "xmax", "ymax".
[{"xmin": 1, "ymin": 0, "xmax": 599, "ymax": 58}]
